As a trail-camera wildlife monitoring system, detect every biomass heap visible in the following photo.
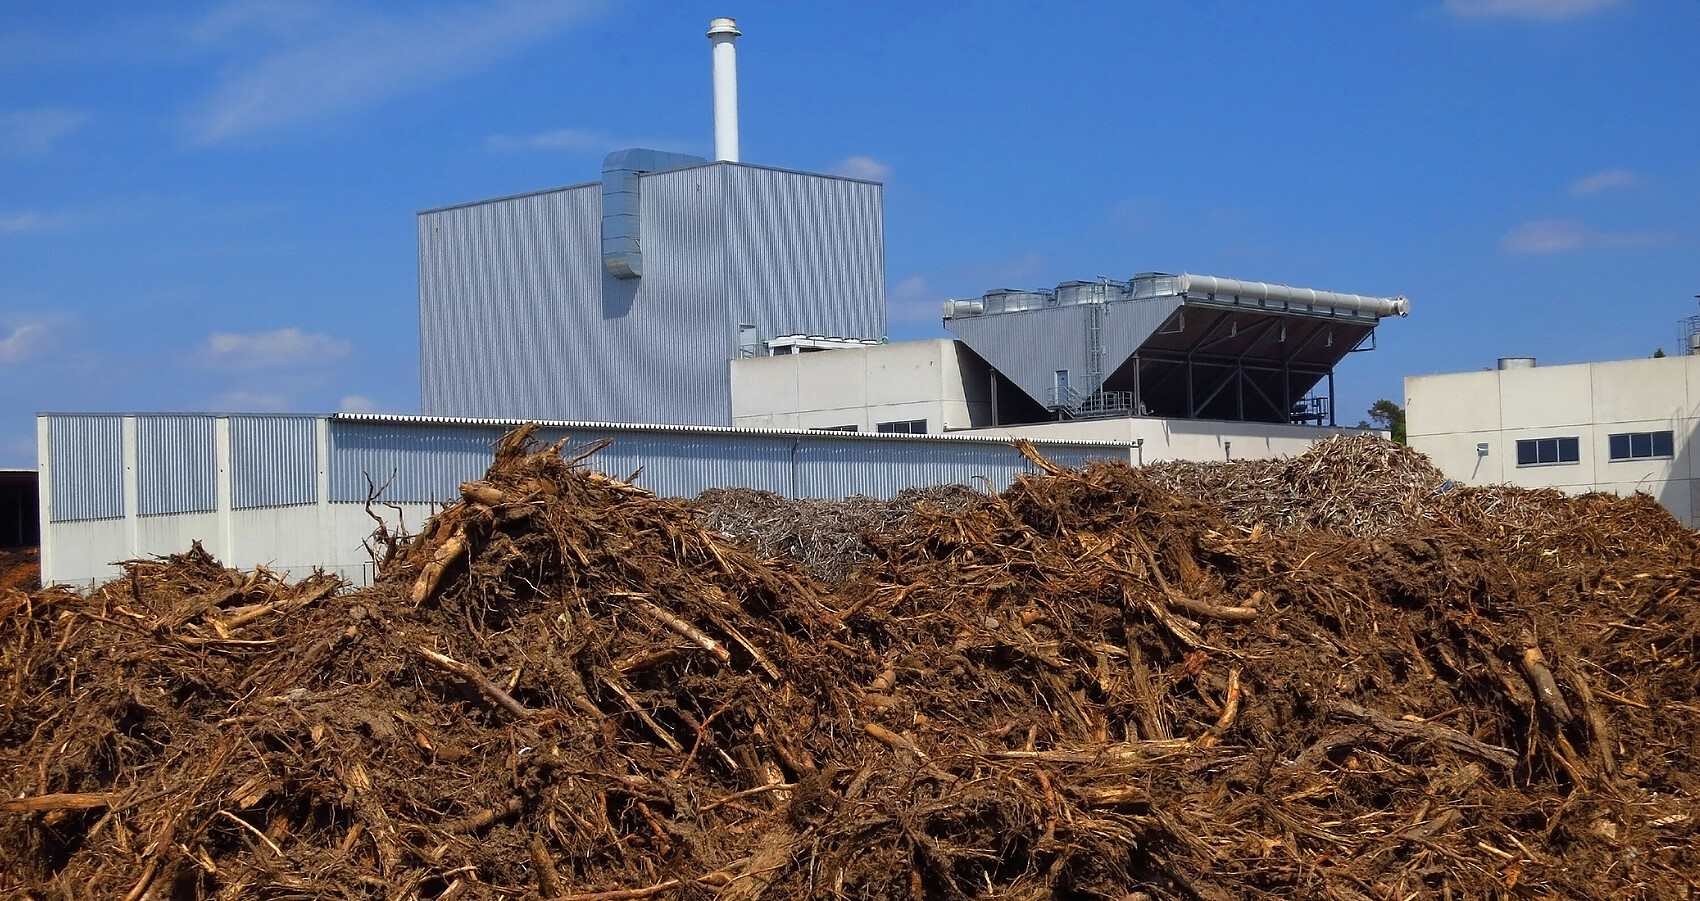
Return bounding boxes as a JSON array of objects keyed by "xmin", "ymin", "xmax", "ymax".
[{"xmin": 2, "ymin": 428, "xmax": 1697, "ymax": 900}]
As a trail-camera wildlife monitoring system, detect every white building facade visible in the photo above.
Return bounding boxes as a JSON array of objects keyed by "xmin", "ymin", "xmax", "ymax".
[
  {"xmin": 1405, "ymin": 355, "xmax": 1698, "ymax": 526},
  {"xmin": 731, "ymin": 339, "xmax": 1378, "ymax": 462}
]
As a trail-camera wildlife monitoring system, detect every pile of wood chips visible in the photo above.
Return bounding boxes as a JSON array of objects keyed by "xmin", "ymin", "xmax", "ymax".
[{"xmin": 3, "ymin": 427, "xmax": 1697, "ymax": 900}]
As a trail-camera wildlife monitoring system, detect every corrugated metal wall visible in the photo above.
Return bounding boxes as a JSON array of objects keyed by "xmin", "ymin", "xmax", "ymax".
[
  {"xmin": 417, "ymin": 162, "xmax": 885, "ymax": 427},
  {"xmin": 45, "ymin": 413, "xmax": 1131, "ymax": 522},
  {"xmin": 330, "ymin": 420, "xmax": 506, "ymax": 504},
  {"xmin": 419, "ymin": 184, "xmax": 604, "ymax": 422},
  {"xmin": 327, "ymin": 416, "xmax": 1126, "ymax": 505},
  {"xmin": 710, "ymin": 164, "xmax": 886, "ymax": 345},
  {"xmin": 947, "ymin": 296, "xmax": 1183, "ymax": 408},
  {"xmin": 231, "ymin": 416, "xmax": 318, "ymax": 509},
  {"xmin": 48, "ymin": 415, "xmax": 125, "ymax": 522},
  {"xmin": 136, "ymin": 415, "xmax": 217, "ymax": 516}
]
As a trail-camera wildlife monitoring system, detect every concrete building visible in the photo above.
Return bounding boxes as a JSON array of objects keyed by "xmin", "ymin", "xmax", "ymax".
[
  {"xmin": 732, "ymin": 339, "xmax": 997, "ymax": 434},
  {"xmin": 729, "ymin": 337, "xmax": 1371, "ymax": 460},
  {"xmin": 1406, "ymin": 355, "xmax": 1699, "ymax": 526}
]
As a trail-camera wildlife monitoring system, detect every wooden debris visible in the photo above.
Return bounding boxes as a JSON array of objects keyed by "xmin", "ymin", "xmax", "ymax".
[{"xmin": 3, "ymin": 430, "xmax": 1699, "ymax": 900}]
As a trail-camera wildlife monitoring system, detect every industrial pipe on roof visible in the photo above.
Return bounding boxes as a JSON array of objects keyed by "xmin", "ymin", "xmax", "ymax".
[
  {"xmin": 601, "ymin": 148, "xmax": 707, "ymax": 279},
  {"xmin": 707, "ymin": 18, "xmax": 741, "ymax": 162},
  {"xmin": 1176, "ymin": 273, "xmax": 1410, "ymax": 318}
]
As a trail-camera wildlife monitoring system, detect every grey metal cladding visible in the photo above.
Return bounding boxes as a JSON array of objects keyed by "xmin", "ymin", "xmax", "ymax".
[
  {"xmin": 418, "ymin": 163, "xmax": 886, "ymax": 427},
  {"xmin": 620, "ymin": 165, "xmax": 734, "ymax": 424},
  {"xmin": 948, "ymin": 306, "xmax": 1091, "ymax": 405},
  {"xmin": 947, "ymin": 296, "xmax": 1183, "ymax": 406},
  {"xmin": 601, "ymin": 149, "xmax": 708, "ymax": 279},
  {"xmin": 528, "ymin": 427, "xmax": 795, "ymax": 498},
  {"xmin": 48, "ymin": 415, "xmax": 125, "ymax": 522},
  {"xmin": 231, "ymin": 416, "xmax": 318, "ymax": 509},
  {"xmin": 136, "ymin": 415, "xmax": 217, "ymax": 516},
  {"xmin": 330, "ymin": 420, "xmax": 507, "ymax": 504},
  {"xmin": 792, "ymin": 437, "xmax": 1072, "ymax": 498},
  {"xmin": 715, "ymin": 165, "xmax": 886, "ymax": 342},
  {"xmin": 417, "ymin": 178, "xmax": 732, "ymax": 425},
  {"xmin": 418, "ymin": 183, "xmax": 605, "ymax": 421},
  {"xmin": 326, "ymin": 416, "xmax": 1125, "ymax": 505}
]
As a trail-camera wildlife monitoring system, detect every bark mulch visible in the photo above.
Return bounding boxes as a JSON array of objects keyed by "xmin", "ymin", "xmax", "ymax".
[{"xmin": 3, "ymin": 428, "xmax": 1696, "ymax": 900}]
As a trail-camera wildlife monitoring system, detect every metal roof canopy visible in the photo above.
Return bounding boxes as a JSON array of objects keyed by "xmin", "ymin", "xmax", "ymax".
[
  {"xmin": 1130, "ymin": 300, "xmax": 1377, "ymax": 424},
  {"xmin": 943, "ymin": 273, "xmax": 1407, "ymax": 426}
]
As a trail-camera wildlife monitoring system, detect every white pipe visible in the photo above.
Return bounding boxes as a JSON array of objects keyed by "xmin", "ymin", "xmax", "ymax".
[
  {"xmin": 707, "ymin": 18, "xmax": 741, "ymax": 162},
  {"xmin": 1176, "ymin": 273, "xmax": 1410, "ymax": 317}
]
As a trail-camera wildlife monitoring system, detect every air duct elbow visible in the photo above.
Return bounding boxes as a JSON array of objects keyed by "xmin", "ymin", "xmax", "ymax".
[{"xmin": 600, "ymin": 148, "xmax": 706, "ymax": 280}]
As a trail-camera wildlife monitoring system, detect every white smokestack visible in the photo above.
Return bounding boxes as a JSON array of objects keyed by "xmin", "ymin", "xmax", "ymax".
[{"xmin": 707, "ymin": 17, "xmax": 741, "ymax": 162}]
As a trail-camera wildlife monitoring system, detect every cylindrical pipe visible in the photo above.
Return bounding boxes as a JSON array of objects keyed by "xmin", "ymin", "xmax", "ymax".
[
  {"xmin": 1176, "ymin": 273, "xmax": 1410, "ymax": 317},
  {"xmin": 707, "ymin": 18, "xmax": 741, "ymax": 162}
]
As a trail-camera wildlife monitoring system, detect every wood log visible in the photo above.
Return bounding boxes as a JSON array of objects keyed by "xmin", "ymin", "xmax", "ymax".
[
  {"xmin": 1330, "ymin": 701, "xmax": 1517, "ymax": 769},
  {"xmin": 415, "ymin": 646, "xmax": 532, "ymax": 721},
  {"xmin": 1517, "ymin": 630, "xmax": 1575, "ymax": 725},
  {"xmin": 1, "ymin": 792, "xmax": 123, "ymax": 814},
  {"xmin": 410, "ymin": 530, "xmax": 470, "ymax": 605},
  {"xmin": 460, "ymin": 480, "xmax": 505, "ymax": 506}
]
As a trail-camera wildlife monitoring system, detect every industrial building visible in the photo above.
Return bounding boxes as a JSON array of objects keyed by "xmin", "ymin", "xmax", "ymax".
[
  {"xmin": 419, "ymin": 153, "xmax": 885, "ymax": 424},
  {"xmin": 1407, "ymin": 353, "xmax": 1700, "ymax": 527},
  {"xmin": 33, "ymin": 17, "xmax": 1413, "ymax": 586},
  {"xmin": 36, "ymin": 413, "xmax": 1125, "ymax": 587}
]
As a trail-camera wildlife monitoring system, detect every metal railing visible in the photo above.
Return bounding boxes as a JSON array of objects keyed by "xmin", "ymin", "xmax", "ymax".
[{"xmin": 1047, "ymin": 387, "xmax": 1138, "ymax": 420}]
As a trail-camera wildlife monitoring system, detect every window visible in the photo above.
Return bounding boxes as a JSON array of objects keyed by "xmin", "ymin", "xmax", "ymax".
[
  {"xmin": 876, "ymin": 419, "xmax": 927, "ymax": 435},
  {"xmin": 810, "ymin": 425, "xmax": 858, "ymax": 433},
  {"xmin": 1515, "ymin": 436, "xmax": 1579, "ymax": 466},
  {"xmin": 1608, "ymin": 430, "xmax": 1674, "ymax": 461}
]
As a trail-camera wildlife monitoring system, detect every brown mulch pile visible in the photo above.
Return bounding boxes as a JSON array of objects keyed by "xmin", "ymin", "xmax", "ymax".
[
  {"xmin": 4, "ymin": 427, "xmax": 1699, "ymax": 900},
  {"xmin": 0, "ymin": 547, "xmax": 40, "ymax": 595},
  {"xmin": 695, "ymin": 485, "xmax": 983, "ymax": 584}
]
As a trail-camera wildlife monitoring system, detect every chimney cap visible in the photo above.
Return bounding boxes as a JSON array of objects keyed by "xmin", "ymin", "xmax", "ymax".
[{"xmin": 707, "ymin": 17, "xmax": 740, "ymax": 38}]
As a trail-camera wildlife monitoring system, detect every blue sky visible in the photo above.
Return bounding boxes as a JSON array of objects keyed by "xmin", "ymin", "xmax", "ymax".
[{"xmin": 3, "ymin": 0, "xmax": 1696, "ymax": 466}]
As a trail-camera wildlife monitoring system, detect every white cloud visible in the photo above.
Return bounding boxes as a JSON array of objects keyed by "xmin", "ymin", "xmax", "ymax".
[
  {"xmin": 1568, "ymin": 168, "xmax": 1640, "ymax": 195},
  {"xmin": 1501, "ymin": 218, "xmax": 1675, "ymax": 254},
  {"xmin": 0, "ymin": 109, "xmax": 88, "ymax": 155},
  {"xmin": 0, "ymin": 324, "xmax": 48, "ymax": 364},
  {"xmin": 194, "ymin": 327, "xmax": 351, "ymax": 369},
  {"xmin": 1443, "ymin": 0, "xmax": 1625, "ymax": 20},
  {"xmin": 339, "ymin": 394, "xmax": 379, "ymax": 413},
  {"xmin": 0, "ymin": 211, "xmax": 74, "ymax": 234},
  {"xmin": 830, "ymin": 156, "xmax": 892, "ymax": 181},
  {"xmin": 211, "ymin": 390, "xmax": 292, "ymax": 411},
  {"xmin": 485, "ymin": 128, "xmax": 608, "ymax": 151},
  {"xmin": 186, "ymin": 0, "xmax": 605, "ymax": 142},
  {"xmin": 887, "ymin": 275, "xmax": 939, "ymax": 323},
  {"xmin": 187, "ymin": 0, "xmax": 325, "ymax": 44}
]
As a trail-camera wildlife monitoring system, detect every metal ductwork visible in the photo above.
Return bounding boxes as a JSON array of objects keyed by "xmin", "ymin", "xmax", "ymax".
[
  {"xmin": 601, "ymin": 148, "xmax": 706, "ymax": 279},
  {"xmin": 1175, "ymin": 274, "xmax": 1410, "ymax": 318},
  {"xmin": 942, "ymin": 299, "xmax": 985, "ymax": 319}
]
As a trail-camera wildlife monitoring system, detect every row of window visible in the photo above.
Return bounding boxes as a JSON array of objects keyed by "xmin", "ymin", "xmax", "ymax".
[
  {"xmin": 809, "ymin": 420, "xmax": 929, "ymax": 435},
  {"xmin": 1515, "ymin": 430, "xmax": 1675, "ymax": 467}
]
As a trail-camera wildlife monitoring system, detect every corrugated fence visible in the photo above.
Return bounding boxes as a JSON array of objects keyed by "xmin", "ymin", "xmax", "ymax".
[{"xmin": 44, "ymin": 413, "xmax": 1131, "ymax": 523}]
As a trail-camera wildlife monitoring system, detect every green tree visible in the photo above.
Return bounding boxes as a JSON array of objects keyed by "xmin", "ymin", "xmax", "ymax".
[{"xmin": 1365, "ymin": 399, "xmax": 1406, "ymax": 444}]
